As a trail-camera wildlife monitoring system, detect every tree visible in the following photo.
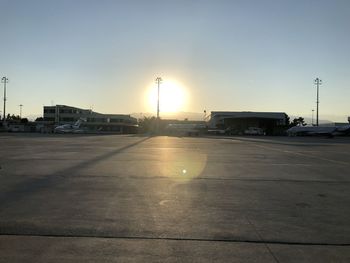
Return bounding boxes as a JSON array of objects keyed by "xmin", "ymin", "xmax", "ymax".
[
  {"xmin": 20, "ymin": 118, "xmax": 29, "ymax": 123},
  {"xmin": 290, "ymin": 117, "xmax": 307, "ymax": 127},
  {"xmin": 284, "ymin": 114, "xmax": 290, "ymax": 127},
  {"xmin": 138, "ymin": 116, "xmax": 157, "ymax": 133},
  {"xmin": 6, "ymin": 114, "xmax": 21, "ymax": 122}
]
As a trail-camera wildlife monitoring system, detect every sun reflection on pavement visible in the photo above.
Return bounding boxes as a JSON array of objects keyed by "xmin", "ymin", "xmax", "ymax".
[{"xmin": 158, "ymin": 148, "xmax": 207, "ymax": 182}]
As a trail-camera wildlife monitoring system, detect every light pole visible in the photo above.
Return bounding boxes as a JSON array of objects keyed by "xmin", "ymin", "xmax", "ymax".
[
  {"xmin": 19, "ymin": 104, "xmax": 23, "ymax": 119},
  {"xmin": 314, "ymin": 78, "xmax": 322, "ymax": 126},
  {"xmin": 312, "ymin": 109, "xmax": 314, "ymax": 126},
  {"xmin": 1, "ymin": 77, "xmax": 9, "ymax": 124},
  {"xmin": 155, "ymin": 77, "xmax": 162, "ymax": 133},
  {"xmin": 155, "ymin": 77, "xmax": 162, "ymax": 119}
]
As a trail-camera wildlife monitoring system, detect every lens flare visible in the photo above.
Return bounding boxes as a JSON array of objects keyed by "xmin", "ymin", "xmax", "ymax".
[{"xmin": 158, "ymin": 146, "xmax": 207, "ymax": 182}]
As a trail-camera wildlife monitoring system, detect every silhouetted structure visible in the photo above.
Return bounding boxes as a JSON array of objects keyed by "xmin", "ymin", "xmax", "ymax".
[
  {"xmin": 1, "ymin": 77, "xmax": 9, "ymax": 124},
  {"xmin": 43, "ymin": 105, "xmax": 138, "ymax": 133},
  {"xmin": 209, "ymin": 111, "xmax": 287, "ymax": 135},
  {"xmin": 314, "ymin": 78, "xmax": 322, "ymax": 126}
]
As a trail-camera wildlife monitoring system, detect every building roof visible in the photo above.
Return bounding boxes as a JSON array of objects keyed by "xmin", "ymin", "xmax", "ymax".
[
  {"xmin": 210, "ymin": 111, "xmax": 286, "ymax": 120},
  {"xmin": 44, "ymin": 105, "xmax": 134, "ymax": 119}
]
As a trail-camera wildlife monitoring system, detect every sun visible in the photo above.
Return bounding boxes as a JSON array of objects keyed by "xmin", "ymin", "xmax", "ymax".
[{"xmin": 146, "ymin": 79, "xmax": 187, "ymax": 113}]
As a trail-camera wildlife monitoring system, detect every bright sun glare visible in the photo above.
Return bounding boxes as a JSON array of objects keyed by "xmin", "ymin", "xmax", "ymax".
[{"xmin": 147, "ymin": 80, "xmax": 187, "ymax": 113}]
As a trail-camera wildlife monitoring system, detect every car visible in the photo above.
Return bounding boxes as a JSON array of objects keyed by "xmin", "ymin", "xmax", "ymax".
[{"xmin": 244, "ymin": 127, "xmax": 264, "ymax": 135}]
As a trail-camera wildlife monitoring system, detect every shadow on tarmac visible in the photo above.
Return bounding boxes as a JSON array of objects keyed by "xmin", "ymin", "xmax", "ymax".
[{"xmin": 0, "ymin": 136, "xmax": 151, "ymax": 210}]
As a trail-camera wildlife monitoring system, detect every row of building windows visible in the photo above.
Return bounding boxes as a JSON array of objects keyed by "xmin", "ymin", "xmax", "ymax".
[
  {"xmin": 86, "ymin": 118, "xmax": 133, "ymax": 123},
  {"xmin": 44, "ymin": 117, "xmax": 134, "ymax": 123},
  {"xmin": 44, "ymin": 109, "xmax": 56, "ymax": 114},
  {"xmin": 44, "ymin": 109, "xmax": 87, "ymax": 114},
  {"xmin": 110, "ymin": 118, "xmax": 133, "ymax": 123}
]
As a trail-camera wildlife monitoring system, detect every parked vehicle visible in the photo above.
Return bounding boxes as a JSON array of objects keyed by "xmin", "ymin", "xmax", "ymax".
[{"xmin": 244, "ymin": 127, "xmax": 264, "ymax": 135}]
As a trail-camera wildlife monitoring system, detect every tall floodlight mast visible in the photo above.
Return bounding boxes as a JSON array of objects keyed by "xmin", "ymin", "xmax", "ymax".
[
  {"xmin": 314, "ymin": 78, "xmax": 322, "ymax": 126},
  {"xmin": 155, "ymin": 77, "xmax": 162, "ymax": 119},
  {"xmin": 1, "ymin": 77, "xmax": 9, "ymax": 124},
  {"xmin": 155, "ymin": 77, "xmax": 162, "ymax": 133},
  {"xmin": 19, "ymin": 104, "xmax": 23, "ymax": 119}
]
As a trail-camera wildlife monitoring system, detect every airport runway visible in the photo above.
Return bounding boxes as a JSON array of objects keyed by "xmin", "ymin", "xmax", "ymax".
[{"xmin": 0, "ymin": 134, "xmax": 349, "ymax": 262}]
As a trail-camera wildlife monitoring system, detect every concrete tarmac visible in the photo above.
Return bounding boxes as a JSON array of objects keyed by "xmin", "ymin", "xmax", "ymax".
[{"xmin": 0, "ymin": 134, "xmax": 349, "ymax": 262}]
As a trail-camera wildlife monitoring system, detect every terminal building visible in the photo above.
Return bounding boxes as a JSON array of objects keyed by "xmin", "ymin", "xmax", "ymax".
[
  {"xmin": 209, "ymin": 111, "xmax": 287, "ymax": 135},
  {"xmin": 43, "ymin": 105, "xmax": 138, "ymax": 133}
]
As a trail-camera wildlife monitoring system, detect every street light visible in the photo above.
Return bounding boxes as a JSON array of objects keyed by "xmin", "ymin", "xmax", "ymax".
[
  {"xmin": 155, "ymin": 77, "xmax": 162, "ymax": 119},
  {"xmin": 19, "ymin": 104, "xmax": 23, "ymax": 119},
  {"xmin": 1, "ymin": 77, "xmax": 9, "ymax": 124},
  {"xmin": 312, "ymin": 109, "xmax": 314, "ymax": 126},
  {"xmin": 314, "ymin": 78, "xmax": 322, "ymax": 126},
  {"xmin": 155, "ymin": 77, "xmax": 162, "ymax": 133}
]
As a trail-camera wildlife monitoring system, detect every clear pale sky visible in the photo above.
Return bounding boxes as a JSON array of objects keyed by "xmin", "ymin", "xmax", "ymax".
[{"xmin": 0, "ymin": 0, "xmax": 349, "ymax": 121}]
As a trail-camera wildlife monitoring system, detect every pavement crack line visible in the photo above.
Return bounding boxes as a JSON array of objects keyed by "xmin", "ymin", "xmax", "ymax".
[
  {"xmin": 245, "ymin": 216, "xmax": 280, "ymax": 263},
  {"xmin": 0, "ymin": 233, "xmax": 349, "ymax": 247},
  {"xmin": 6, "ymin": 174, "xmax": 348, "ymax": 184}
]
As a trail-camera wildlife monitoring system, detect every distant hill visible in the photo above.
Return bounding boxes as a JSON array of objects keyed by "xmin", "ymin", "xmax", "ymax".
[
  {"xmin": 289, "ymin": 116, "xmax": 349, "ymax": 125},
  {"xmin": 290, "ymin": 116, "xmax": 332, "ymax": 126},
  {"xmin": 22, "ymin": 114, "xmax": 42, "ymax": 122},
  {"xmin": 132, "ymin": 113, "xmax": 342, "ymax": 123},
  {"xmin": 131, "ymin": 111, "xmax": 205, "ymax": 121}
]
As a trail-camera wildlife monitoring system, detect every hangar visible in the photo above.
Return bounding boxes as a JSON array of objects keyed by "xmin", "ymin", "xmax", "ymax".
[{"xmin": 209, "ymin": 111, "xmax": 287, "ymax": 135}]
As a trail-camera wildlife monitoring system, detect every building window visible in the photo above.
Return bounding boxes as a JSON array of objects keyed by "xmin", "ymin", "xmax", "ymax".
[
  {"xmin": 110, "ymin": 118, "xmax": 122, "ymax": 123},
  {"xmin": 44, "ymin": 109, "xmax": 56, "ymax": 114}
]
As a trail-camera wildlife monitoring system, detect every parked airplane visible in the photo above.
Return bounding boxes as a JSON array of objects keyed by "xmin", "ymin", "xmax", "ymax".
[
  {"xmin": 54, "ymin": 118, "xmax": 87, "ymax": 133},
  {"xmin": 287, "ymin": 125, "xmax": 350, "ymax": 137}
]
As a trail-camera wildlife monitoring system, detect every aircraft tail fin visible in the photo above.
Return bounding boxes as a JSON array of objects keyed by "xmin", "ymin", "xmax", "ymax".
[{"xmin": 74, "ymin": 118, "xmax": 86, "ymax": 128}]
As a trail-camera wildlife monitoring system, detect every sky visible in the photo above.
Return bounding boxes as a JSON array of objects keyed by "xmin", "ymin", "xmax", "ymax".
[{"xmin": 0, "ymin": 0, "xmax": 349, "ymax": 122}]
